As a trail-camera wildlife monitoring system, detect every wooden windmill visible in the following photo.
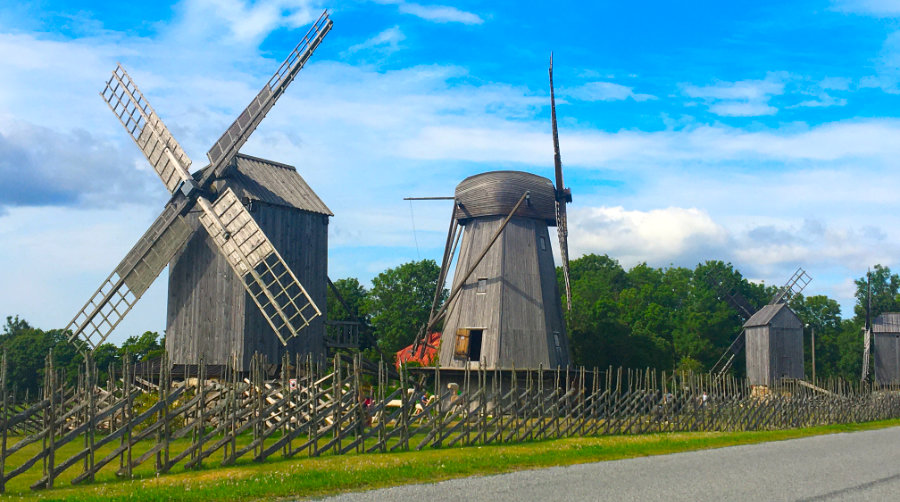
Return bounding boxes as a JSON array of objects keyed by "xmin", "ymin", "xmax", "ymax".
[
  {"xmin": 416, "ymin": 56, "xmax": 573, "ymax": 369},
  {"xmin": 61, "ymin": 12, "xmax": 333, "ymax": 371},
  {"xmin": 709, "ymin": 267, "xmax": 811, "ymax": 385}
]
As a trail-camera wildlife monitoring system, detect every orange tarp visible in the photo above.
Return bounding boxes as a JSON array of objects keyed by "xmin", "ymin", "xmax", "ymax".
[{"xmin": 395, "ymin": 332, "xmax": 441, "ymax": 368}]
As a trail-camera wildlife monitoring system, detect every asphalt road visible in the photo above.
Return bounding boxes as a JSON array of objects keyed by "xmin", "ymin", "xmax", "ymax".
[{"xmin": 311, "ymin": 426, "xmax": 900, "ymax": 501}]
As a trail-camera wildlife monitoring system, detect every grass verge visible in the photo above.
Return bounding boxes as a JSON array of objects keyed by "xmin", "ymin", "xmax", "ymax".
[{"xmin": 6, "ymin": 419, "xmax": 900, "ymax": 502}]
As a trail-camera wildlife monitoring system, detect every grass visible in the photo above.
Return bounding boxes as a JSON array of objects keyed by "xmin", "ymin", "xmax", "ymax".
[{"xmin": 4, "ymin": 419, "xmax": 900, "ymax": 501}]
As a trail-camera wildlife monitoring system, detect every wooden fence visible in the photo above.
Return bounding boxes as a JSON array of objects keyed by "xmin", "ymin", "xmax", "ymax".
[{"xmin": 2, "ymin": 350, "xmax": 900, "ymax": 493}]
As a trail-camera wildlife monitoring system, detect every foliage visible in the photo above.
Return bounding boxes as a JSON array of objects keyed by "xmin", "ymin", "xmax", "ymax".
[
  {"xmin": 119, "ymin": 331, "xmax": 164, "ymax": 361},
  {"xmin": 853, "ymin": 264, "xmax": 900, "ymax": 322},
  {"xmin": 362, "ymin": 259, "xmax": 446, "ymax": 356}
]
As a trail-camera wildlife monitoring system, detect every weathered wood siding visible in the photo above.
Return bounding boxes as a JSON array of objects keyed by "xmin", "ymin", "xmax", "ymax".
[
  {"xmin": 166, "ymin": 202, "xmax": 328, "ymax": 371},
  {"xmin": 745, "ymin": 325, "xmax": 770, "ymax": 386},
  {"xmin": 744, "ymin": 305, "xmax": 803, "ymax": 386},
  {"xmin": 438, "ymin": 215, "xmax": 570, "ymax": 369},
  {"xmin": 875, "ymin": 334, "xmax": 900, "ymax": 384}
]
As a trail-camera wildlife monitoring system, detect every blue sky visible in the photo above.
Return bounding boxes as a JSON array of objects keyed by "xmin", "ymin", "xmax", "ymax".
[{"xmin": 2, "ymin": 0, "xmax": 900, "ymax": 343}]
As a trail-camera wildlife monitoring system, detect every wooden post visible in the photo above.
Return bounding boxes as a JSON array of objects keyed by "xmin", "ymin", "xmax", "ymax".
[
  {"xmin": 197, "ymin": 357, "xmax": 206, "ymax": 468},
  {"xmin": 84, "ymin": 353, "xmax": 96, "ymax": 482},
  {"xmin": 333, "ymin": 355, "xmax": 342, "ymax": 453},
  {"xmin": 45, "ymin": 352, "xmax": 56, "ymax": 489},
  {"xmin": 377, "ymin": 360, "xmax": 386, "ymax": 453},
  {"xmin": 1, "ymin": 351, "xmax": 7, "ymax": 494}
]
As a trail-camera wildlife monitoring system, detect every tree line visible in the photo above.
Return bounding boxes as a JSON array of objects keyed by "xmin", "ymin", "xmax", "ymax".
[{"xmin": 4, "ymin": 256, "xmax": 897, "ymax": 399}]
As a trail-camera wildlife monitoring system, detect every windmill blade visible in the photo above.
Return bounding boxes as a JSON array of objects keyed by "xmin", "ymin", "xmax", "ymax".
[
  {"xmin": 549, "ymin": 54, "xmax": 573, "ymax": 311},
  {"xmin": 198, "ymin": 188, "xmax": 321, "ymax": 345},
  {"xmin": 204, "ymin": 11, "xmax": 332, "ymax": 180},
  {"xmin": 769, "ymin": 267, "xmax": 812, "ymax": 305},
  {"xmin": 101, "ymin": 64, "xmax": 193, "ymax": 194},
  {"xmin": 64, "ymin": 199, "xmax": 194, "ymax": 351}
]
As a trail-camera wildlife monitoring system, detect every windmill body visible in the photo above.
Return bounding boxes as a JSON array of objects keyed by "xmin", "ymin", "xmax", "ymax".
[
  {"xmin": 60, "ymin": 13, "xmax": 334, "ymax": 360},
  {"xmin": 167, "ymin": 154, "xmax": 331, "ymax": 371},
  {"xmin": 872, "ymin": 313, "xmax": 900, "ymax": 384},
  {"xmin": 743, "ymin": 303, "xmax": 804, "ymax": 386},
  {"xmin": 437, "ymin": 171, "xmax": 571, "ymax": 369}
]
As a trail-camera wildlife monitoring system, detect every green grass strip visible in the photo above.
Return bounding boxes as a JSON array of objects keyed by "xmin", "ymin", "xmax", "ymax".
[{"xmin": 8, "ymin": 419, "xmax": 900, "ymax": 502}]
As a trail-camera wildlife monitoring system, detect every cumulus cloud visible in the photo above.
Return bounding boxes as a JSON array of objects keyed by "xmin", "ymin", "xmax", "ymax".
[
  {"xmin": 0, "ymin": 118, "xmax": 162, "ymax": 209},
  {"xmin": 563, "ymin": 81, "xmax": 656, "ymax": 102},
  {"xmin": 568, "ymin": 206, "xmax": 729, "ymax": 267},
  {"xmin": 683, "ymin": 73, "xmax": 786, "ymax": 116},
  {"xmin": 175, "ymin": 0, "xmax": 322, "ymax": 44},
  {"xmin": 396, "ymin": 2, "xmax": 483, "ymax": 24},
  {"xmin": 344, "ymin": 26, "xmax": 406, "ymax": 56}
]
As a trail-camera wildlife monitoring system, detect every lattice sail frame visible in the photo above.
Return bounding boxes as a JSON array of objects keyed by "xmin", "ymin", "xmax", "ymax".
[
  {"xmin": 64, "ymin": 12, "xmax": 331, "ymax": 352},
  {"xmin": 199, "ymin": 188, "xmax": 321, "ymax": 345},
  {"xmin": 64, "ymin": 204, "xmax": 193, "ymax": 351},
  {"xmin": 101, "ymin": 64, "xmax": 193, "ymax": 194},
  {"xmin": 206, "ymin": 11, "xmax": 332, "ymax": 172}
]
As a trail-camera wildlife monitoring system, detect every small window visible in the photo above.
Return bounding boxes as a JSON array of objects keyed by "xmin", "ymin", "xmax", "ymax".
[
  {"xmin": 554, "ymin": 332, "xmax": 562, "ymax": 361},
  {"xmin": 454, "ymin": 329, "xmax": 470, "ymax": 359},
  {"xmin": 539, "ymin": 236, "xmax": 547, "ymax": 251},
  {"xmin": 477, "ymin": 278, "xmax": 487, "ymax": 294}
]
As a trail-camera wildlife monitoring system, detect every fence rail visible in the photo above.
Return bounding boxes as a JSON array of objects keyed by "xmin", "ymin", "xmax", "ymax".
[{"xmin": 2, "ymin": 350, "xmax": 900, "ymax": 493}]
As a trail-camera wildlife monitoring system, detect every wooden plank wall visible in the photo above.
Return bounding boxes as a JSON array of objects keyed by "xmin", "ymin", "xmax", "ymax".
[
  {"xmin": 875, "ymin": 334, "xmax": 900, "ymax": 384},
  {"xmin": 166, "ymin": 202, "xmax": 328, "ymax": 371},
  {"xmin": 439, "ymin": 216, "xmax": 568, "ymax": 369}
]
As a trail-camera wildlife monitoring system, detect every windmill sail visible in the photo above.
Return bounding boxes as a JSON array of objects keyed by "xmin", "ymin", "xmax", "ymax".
[
  {"xmin": 205, "ymin": 11, "xmax": 332, "ymax": 178},
  {"xmin": 862, "ymin": 269, "xmax": 872, "ymax": 380},
  {"xmin": 198, "ymin": 188, "xmax": 321, "ymax": 345},
  {"xmin": 64, "ymin": 12, "xmax": 332, "ymax": 352},
  {"xmin": 549, "ymin": 54, "xmax": 572, "ymax": 311},
  {"xmin": 63, "ymin": 201, "xmax": 193, "ymax": 351},
  {"xmin": 101, "ymin": 64, "xmax": 193, "ymax": 194}
]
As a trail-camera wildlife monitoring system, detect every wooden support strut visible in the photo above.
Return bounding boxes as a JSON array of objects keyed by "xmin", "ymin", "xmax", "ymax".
[{"xmin": 423, "ymin": 191, "xmax": 531, "ymax": 335}]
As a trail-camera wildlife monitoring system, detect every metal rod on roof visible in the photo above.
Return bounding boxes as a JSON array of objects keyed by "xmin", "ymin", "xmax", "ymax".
[{"xmin": 403, "ymin": 197, "xmax": 455, "ymax": 200}]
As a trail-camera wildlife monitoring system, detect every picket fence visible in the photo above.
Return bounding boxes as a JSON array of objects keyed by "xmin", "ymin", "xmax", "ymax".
[{"xmin": 2, "ymin": 350, "xmax": 900, "ymax": 493}]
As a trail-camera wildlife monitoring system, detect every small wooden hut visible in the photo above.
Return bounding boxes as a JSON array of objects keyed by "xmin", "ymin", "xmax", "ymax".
[
  {"xmin": 743, "ymin": 303, "xmax": 804, "ymax": 386},
  {"xmin": 873, "ymin": 312, "xmax": 900, "ymax": 384},
  {"xmin": 437, "ymin": 171, "xmax": 571, "ymax": 369},
  {"xmin": 166, "ymin": 153, "xmax": 332, "ymax": 372}
]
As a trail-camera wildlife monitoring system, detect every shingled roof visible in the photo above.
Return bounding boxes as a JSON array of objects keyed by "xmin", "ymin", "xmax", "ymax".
[
  {"xmin": 201, "ymin": 153, "xmax": 332, "ymax": 216},
  {"xmin": 743, "ymin": 303, "xmax": 789, "ymax": 328}
]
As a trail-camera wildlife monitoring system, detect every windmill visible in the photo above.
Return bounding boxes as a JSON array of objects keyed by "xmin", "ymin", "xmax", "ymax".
[
  {"xmin": 62, "ymin": 12, "xmax": 333, "ymax": 370},
  {"xmin": 709, "ymin": 267, "xmax": 811, "ymax": 383},
  {"xmin": 407, "ymin": 55, "xmax": 573, "ymax": 369}
]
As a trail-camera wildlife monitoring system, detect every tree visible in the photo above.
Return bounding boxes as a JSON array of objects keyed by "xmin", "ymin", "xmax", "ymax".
[
  {"xmin": 363, "ymin": 260, "xmax": 445, "ymax": 357},
  {"xmin": 853, "ymin": 265, "xmax": 900, "ymax": 322},
  {"xmin": 119, "ymin": 331, "xmax": 164, "ymax": 361}
]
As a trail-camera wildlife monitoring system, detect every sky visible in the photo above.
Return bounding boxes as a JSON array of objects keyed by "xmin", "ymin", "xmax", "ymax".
[{"xmin": 2, "ymin": 0, "xmax": 900, "ymax": 344}]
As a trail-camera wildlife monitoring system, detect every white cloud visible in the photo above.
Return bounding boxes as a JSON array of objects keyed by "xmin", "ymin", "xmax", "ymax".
[
  {"xmin": 176, "ymin": 0, "xmax": 321, "ymax": 43},
  {"xmin": 832, "ymin": 0, "xmax": 900, "ymax": 16},
  {"xmin": 569, "ymin": 206, "xmax": 728, "ymax": 266},
  {"xmin": 396, "ymin": 2, "xmax": 483, "ymax": 24},
  {"xmin": 344, "ymin": 26, "xmax": 406, "ymax": 55},
  {"xmin": 683, "ymin": 73, "xmax": 786, "ymax": 117},
  {"xmin": 563, "ymin": 81, "xmax": 656, "ymax": 102}
]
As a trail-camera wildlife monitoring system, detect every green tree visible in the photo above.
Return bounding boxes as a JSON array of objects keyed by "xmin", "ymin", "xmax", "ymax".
[
  {"xmin": 119, "ymin": 331, "xmax": 164, "ymax": 361},
  {"xmin": 364, "ymin": 260, "xmax": 445, "ymax": 357},
  {"xmin": 854, "ymin": 265, "xmax": 900, "ymax": 322}
]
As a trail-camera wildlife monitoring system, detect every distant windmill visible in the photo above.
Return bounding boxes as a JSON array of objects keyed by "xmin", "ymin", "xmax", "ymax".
[
  {"xmin": 407, "ymin": 55, "xmax": 573, "ymax": 369},
  {"xmin": 709, "ymin": 267, "xmax": 811, "ymax": 384},
  {"xmin": 61, "ymin": 12, "xmax": 333, "ymax": 370}
]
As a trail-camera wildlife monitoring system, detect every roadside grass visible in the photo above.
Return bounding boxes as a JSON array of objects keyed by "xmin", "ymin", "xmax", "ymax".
[{"xmin": 5, "ymin": 419, "xmax": 900, "ymax": 502}]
